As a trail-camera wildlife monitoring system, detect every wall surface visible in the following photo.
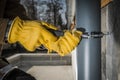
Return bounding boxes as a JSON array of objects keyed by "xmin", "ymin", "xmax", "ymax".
[
  {"xmin": 20, "ymin": 0, "xmax": 68, "ymax": 30},
  {"xmin": 101, "ymin": 0, "xmax": 120, "ymax": 80}
]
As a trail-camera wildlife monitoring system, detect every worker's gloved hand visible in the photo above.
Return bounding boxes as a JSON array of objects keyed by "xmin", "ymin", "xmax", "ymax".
[
  {"xmin": 50, "ymin": 30, "xmax": 82, "ymax": 56},
  {"xmin": 8, "ymin": 17, "xmax": 58, "ymax": 51},
  {"xmin": 7, "ymin": 17, "xmax": 82, "ymax": 56}
]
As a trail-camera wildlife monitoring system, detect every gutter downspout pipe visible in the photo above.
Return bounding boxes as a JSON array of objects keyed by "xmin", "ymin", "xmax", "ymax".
[{"xmin": 76, "ymin": 0, "xmax": 101, "ymax": 80}]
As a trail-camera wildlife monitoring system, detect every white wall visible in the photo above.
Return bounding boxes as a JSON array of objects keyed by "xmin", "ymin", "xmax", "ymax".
[{"xmin": 72, "ymin": 48, "xmax": 78, "ymax": 80}]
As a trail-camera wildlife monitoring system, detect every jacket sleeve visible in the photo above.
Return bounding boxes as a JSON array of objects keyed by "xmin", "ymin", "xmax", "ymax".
[
  {"xmin": 0, "ymin": 0, "xmax": 7, "ymax": 18},
  {"xmin": 0, "ymin": 19, "xmax": 9, "ymax": 55},
  {"xmin": 4, "ymin": 0, "xmax": 29, "ymax": 20}
]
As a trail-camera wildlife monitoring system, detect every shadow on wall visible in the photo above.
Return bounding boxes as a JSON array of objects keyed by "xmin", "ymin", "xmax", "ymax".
[{"xmin": 109, "ymin": 0, "xmax": 120, "ymax": 46}]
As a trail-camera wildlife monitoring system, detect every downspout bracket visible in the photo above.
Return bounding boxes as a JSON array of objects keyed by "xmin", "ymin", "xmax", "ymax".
[{"xmin": 82, "ymin": 32, "xmax": 110, "ymax": 38}]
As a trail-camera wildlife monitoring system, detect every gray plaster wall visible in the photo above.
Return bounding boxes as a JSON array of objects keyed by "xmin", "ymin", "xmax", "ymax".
[
  {"xmin": 101, "ymin": 0, "xmax": 120, "ymax": 80},
  {"xmin": 20, "ymin": 0, "xmax": 68, "ymax": 30}
]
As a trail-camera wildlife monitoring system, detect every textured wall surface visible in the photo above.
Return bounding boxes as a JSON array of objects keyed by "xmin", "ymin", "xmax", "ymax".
[
  {"xmin": 101, "ymin": 0, "xmax": 120, "ymax": 80},
  {"xmin": 20, "ymin": 0, "xmax": 67, "ymax": 30}
]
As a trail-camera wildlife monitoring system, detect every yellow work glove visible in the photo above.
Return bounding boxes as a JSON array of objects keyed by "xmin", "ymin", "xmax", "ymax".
[
  {"xmin": 8, "ymin": 17, "xmax": 82, "ymax": 56},
  {"xmin": 8, "ymin": 17, "xmax": 58, "ymax": 51},
  {"xmin": 50, "ymin": 30, "xmax": 82, "ymax": 56}
]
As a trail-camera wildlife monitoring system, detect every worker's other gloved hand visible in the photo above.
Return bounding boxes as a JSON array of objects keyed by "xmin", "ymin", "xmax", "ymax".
[
  {"xmin": 7, "ymin": 17, "xmax": 82, "ymax": 56},
  {"xmin": 8, "ymin": 17, "xmax": 58, "ymax": 51}
]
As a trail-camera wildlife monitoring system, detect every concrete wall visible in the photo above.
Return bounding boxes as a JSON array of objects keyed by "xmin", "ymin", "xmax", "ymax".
[
  {"xmin": 101, "ymin": 0, "xmax": 120, "ymax": 80},
  {"xmin": 101, "ymin": 6, "xmax": 107, "ymax": 80}
]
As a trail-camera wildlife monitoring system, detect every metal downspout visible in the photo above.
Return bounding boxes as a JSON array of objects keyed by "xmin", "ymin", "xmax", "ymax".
[{"xmin": 76, "ymin": 0, "xmax": 101, "ymax": 80}]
